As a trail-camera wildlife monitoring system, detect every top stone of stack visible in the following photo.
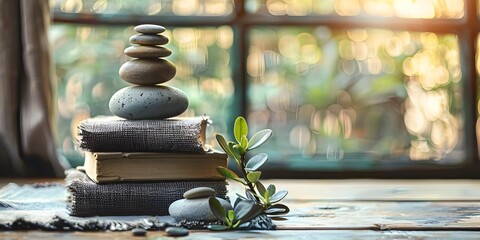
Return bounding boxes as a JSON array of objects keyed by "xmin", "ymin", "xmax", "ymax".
[
  {"xmin": 119, "ymin": 24, "xmax": 176, "ymax": 86},
  {"xmin": 134, "ymin": 24, "xmax": 166, "ymax": 34}
]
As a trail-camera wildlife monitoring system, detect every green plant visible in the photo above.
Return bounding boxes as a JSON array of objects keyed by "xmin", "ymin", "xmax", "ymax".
[
  {"xmin": 210, "ymin": 116, "xmax": 289, "ymax": 230},
  {"xmin": 207, "ymin": 197, "xmax": 263, "ymax": 230}
]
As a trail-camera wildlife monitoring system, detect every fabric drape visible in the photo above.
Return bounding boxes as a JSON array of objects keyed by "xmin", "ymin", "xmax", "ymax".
[{"xmin": 0, "ymin": 0, "xmax": 64, "ymax": 177}]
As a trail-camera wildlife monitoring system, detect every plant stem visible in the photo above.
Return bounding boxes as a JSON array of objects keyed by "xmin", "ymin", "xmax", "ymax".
[{"xmin": 240, "ymin": 154, "xmax": 260, "ymax": 202}]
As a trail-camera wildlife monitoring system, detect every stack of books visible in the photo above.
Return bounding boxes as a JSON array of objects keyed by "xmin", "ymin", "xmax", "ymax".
[
  {"xmin": 66, "ymin": 24, "xmax": 228, "ymax": 217},
  {"xmin": 67, "ymin": 117, "xmax": 228, "ymax": 217}
]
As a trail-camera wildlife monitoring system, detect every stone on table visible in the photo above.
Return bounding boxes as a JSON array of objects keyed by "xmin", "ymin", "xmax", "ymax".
[{"xmin": 168, "ymin": 197, "xmax": 232, "ymax": 221}]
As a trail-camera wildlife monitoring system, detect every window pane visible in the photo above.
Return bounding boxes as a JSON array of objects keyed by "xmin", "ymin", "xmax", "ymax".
[
  {"xmin": 51, "ymin": 0, "xmax": 234, "ymax": 16},
  {"xmin": 50, "ymin": 24, "xmax": 233, "ymax": 166},
  {"xmin": 246, "ymin": 0, "xmax": 464, "ymax": 19},
  {"xmin": 247, "ymin": 27, "xmax": 464, "ymax": 170}
]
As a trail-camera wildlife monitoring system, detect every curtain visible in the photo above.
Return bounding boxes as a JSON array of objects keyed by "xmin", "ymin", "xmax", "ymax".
[{"xmin": 0, "ymin": 0, "xmax": 65, "ymax": 177}]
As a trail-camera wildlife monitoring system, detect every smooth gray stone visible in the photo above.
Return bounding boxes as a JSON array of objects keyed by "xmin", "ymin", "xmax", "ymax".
[
  {"xmin": 119, "ymin": 59, "xmax": 176, "ymax": 85},
  {"xmin": 168, "ymin": 197, "xmax": 232, "ymax": 221},
  {"xmin": 165, "ymin": 227, "xmax": 189, "ymax": 237},
  {"xmin": 183, "ymin": 187, "xmax": 216, "ymax": 199},
  {"xmin": 134, "ymin": 24, "xmax": 166, "ymax": 34},
  {"xmin": 130, "ymin": 34, "xmax": 169, "ymax": 45},
  {"xmin": 109, "ymin": 86, "xmax": 189, "ymax": 120},
  {"xmin": 131, "ymin": 227, "xmax": 147, "ymax": 236},
  {"xmin": 124, "ymin": 46, "xmax": 172, "ymax": 58}
]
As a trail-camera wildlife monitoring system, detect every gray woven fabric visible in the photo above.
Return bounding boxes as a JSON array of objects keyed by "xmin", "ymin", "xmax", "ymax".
[
  {"xmin": 77, "ymin": 116, "xmax": 208, "ymax": 152},
  {"xmin": 66, "ymin": 169, "xmax": 228, "ymax": 217},
  {"xmin": 0, "ymin": 182, "xmax": 177, "ymax": 231}
]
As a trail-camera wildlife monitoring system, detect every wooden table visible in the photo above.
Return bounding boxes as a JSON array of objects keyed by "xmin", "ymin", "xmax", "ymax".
[{"xmin": 2, "ymin": 179, "xmax": 480, "ymax": 239}]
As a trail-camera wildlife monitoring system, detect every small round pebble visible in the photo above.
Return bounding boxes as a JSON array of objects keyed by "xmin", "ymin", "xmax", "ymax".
[
  {"xmin": 130, "ymin": 34, "xmax": 169, "ymax": 46},
  {"xmin": 166, "ymin": 227, "xmax": 189, "ymax": 237},
  {"xmin": 131, "ymin": 227, "xmax": 147, "ymax": 237},
  {"xmin": 124, "ymin": 46, "xmax": 172, "ymax": 58},
  {"xmin": 134, "ymin": 24, "xmax": 166, "ymax": 34},
  {"xmin": 183, "ymin": 187, "xmax": 216, "ymax": 199}
]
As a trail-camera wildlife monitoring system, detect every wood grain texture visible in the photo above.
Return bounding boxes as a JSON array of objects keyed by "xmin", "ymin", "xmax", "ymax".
[
  {"xmin": 230, "ymin": 179, "xmax": 480, "ymax": 201},
  {"xmin": 275, "ymin": 201, "xmax": 480, "ymax": 230},
  {"xmin": 2, "ymin": 179, "xmax": 480, "ymax": 239},
  {"xmin": 2, "ymin": 230, "xmax": 480, "ymax": 240}
]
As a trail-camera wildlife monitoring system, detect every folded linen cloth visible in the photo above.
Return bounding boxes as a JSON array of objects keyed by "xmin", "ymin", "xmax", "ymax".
[
  {"xmin": 66, "ymin": 169, "xmax": 228, "ymax": 217},
  {"xmin": 77, "ymin": 116, "xmax": 210, "ymax": 153},
  {"xmin": 0, "ymin": 182, "xmax": 176, "ymax": 231}
]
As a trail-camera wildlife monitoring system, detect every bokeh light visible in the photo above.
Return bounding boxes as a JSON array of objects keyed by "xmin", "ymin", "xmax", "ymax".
[
  {"xmin": 51, "ymin": 0, "xmax": 234, "ymax": 16},
  {"xmin": 247, "ymin": 27, "xmax": 463, "ymax": 164},
  {"xmin": 248, "ymin": 0, "xmax": 464, "ymax": 19}
]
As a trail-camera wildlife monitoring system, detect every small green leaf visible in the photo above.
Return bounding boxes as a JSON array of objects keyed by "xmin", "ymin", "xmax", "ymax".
[
  {"xmin": 264, "ymin": 189, "xmax": 270, "ymax": 202},
  {"xmin": 233, "ymin": 200, "xmax": 253, "ymax": 221},
  {"xmin": 233, "ymin": 200, "xmax": 263, "ymax": 224},
  {"xmin": 265, "ymin": 203, "xmax": 290, "ymax": 215},
  {"xmin": 248, "ymin": 129, "xmax": 272, "ymax": 150},
  {"xmin": 256, "ymin": 181, "xmax": 266, "ymax": 196},
  {"xmin": 216, "ymin": 166, "xmax": 245, "ymax": 184},
  {"xmin": 215, "ymin": 134, "xmax": 235, "ymax": 157},
  {"xmin": 270, "ymin": 190, "xmax": 288, "ymax": 203},
  {"xmin": 209, "ymin": 197, "xmax": 227, "ymax": 222},
  {"xmin": 245, "ymin": 189, "xmax": 256, "ymax": 201},
  {"xmin": 267, "ymin": 184, "xmax": 276, "ymax": 196},
  {"xmin": 234, "ymin": 201, "xmax": 263, "ymax": 223},
  {"xmin": 240, "ymin": 135, "xmax": 249, "ymax": 150},
  {"xmin": 234, "ymin": 117, "xmax": 248, "ymax": 143},
  {"xmin": 236, "ymin": 193, "xmax": 247, "ymax": 200},
  {"xmin": 227, "ymin": 209, "xmax": 235, "ymax": 222},
  {"xmin": 232, "ymin": 220, "xmax": 242, "ymax": 228},
  {"xmin": 246, "ymin": 171, "xmax": 261, "ymax": 183},
  {"xmin": 207, "ymin": 225, "xmax": 229, "ymax": 231},
  {"xmin": 228, "ymin": 142, "xmax": 241, "ymax": 160},
  {"xmin": 245, "ymin": 153, "xmax": 268, "ymax": 171},
  {"xmin": 233, "ymin": 144, "xmax": 245, "ymax": 156}
]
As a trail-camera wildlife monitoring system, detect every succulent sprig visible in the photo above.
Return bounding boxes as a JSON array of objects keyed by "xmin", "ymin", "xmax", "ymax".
[{"xmin": 209, "ymin": 116, "xmax": 289, "ymax": 230}]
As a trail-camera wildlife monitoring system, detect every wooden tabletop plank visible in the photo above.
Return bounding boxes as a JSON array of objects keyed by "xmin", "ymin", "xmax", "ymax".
[
  {"xmin": 2, "ymin": 178, "xmax": 480, "ymax": 238},
  {"xmin": 2, "ymin": 230, "xmax": 480, "ymax": 240},
  {"xmin": 237, "ymin": 179, "xmax": 480, "ymax": 201},
  {"xmin": 275, "ymin": 200, "xmax": 480, "ymax": 230}
]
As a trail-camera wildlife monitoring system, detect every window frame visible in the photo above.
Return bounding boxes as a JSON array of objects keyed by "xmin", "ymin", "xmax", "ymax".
[{"xmin": 53, "ymin": 0, "xmax": 480, "ymax": 178}]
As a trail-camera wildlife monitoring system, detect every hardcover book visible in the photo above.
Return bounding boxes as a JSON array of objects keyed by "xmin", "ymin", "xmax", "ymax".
[
  {"xmin": 77, "ymin": 116, "xmax": 210, "ymax": 153},
  {"xmin": 83, "ymin": 150, "xmax": 227, "ymax": 183}
]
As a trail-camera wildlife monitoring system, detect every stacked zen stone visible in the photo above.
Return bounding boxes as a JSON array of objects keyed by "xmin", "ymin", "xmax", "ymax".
[{"xmin": 109, "ymin": 24, "xmax": 188, "ymax": 119}]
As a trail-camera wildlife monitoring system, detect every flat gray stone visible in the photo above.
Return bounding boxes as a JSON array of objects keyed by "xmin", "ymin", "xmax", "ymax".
[
  {"xmin": 124, "ymin": 46, "xmax": 172, "ymax": 58},
  {"xmin": 119, "ymin": 59, "xmax": 176, "ymax": 85},
  {"xmin": 109, "ymin": 85, "xmax": 189, "ymax": 120},
  {"xmin": 165, "ymin": 227, "xmax": 189, "ymax": 237},
  {"xmin": 183, "ymin": 187, "xmax": 216, "ymax": 199},
  {"xmin": 168, "ymin": 197, "xmax": 232, "ymax": 221},
  {"xmin": 134, "ymin": 24, "xmax": 166, "ymax": 34},
  {"xmin": 131, "ymin": 227, "xmax": 147, "ymax": 236},
  {"xmin": 130, "ymin": 34, "xmax": 169, "ymax": 45}
]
